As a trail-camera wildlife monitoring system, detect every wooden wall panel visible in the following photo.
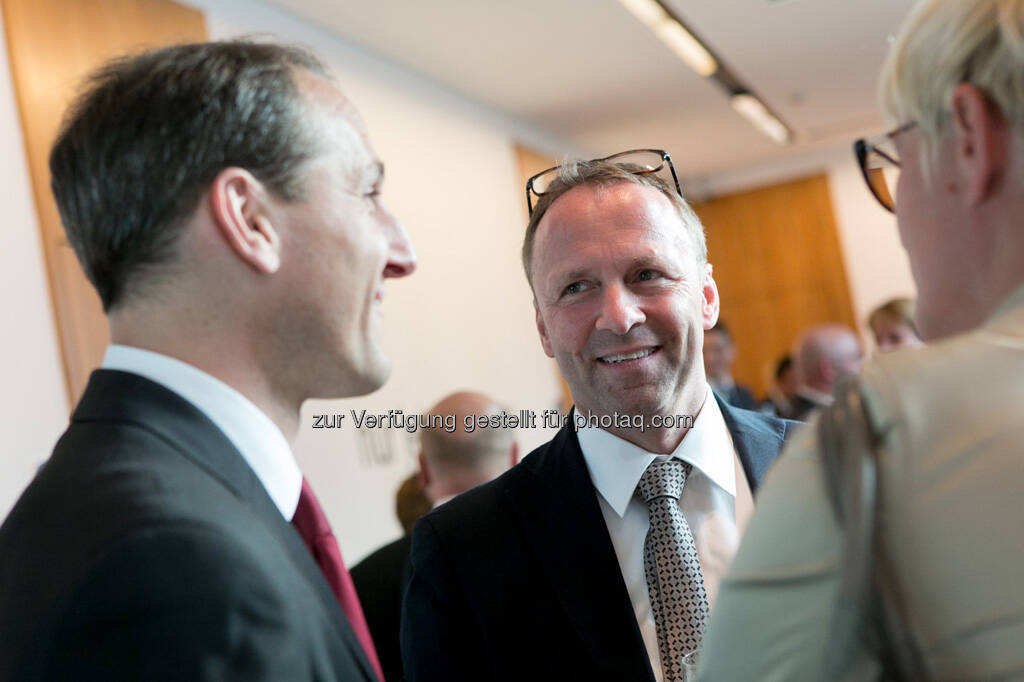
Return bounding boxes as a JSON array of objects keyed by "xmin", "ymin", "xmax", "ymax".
[
  {"xmin": 2, "ymin": 0, "xmax": 207, "ymax": 407},
  {"xmin": 693, "ymin": 174, "xmax": 856, "ymax": 398}
]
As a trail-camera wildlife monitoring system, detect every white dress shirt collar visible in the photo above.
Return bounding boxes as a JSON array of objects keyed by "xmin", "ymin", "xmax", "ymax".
[
  {"xmin": 102, "ymin": 344, "xmax": 302, "ymax": 520},
  {"xmin": 577, "ymin": 384, "xmax": 737, "ymax": 518}
]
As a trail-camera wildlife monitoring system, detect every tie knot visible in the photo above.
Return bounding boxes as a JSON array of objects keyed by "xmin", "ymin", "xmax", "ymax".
[{"xmin": 635, "ymin": 458, "xmax": 689, "ymax": 503}]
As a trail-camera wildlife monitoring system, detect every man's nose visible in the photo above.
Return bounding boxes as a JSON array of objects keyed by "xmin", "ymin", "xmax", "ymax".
[
  {"xmin": 595, "ymin": 283, "xmax": 645, "ymax": 334},
  {"xmin": 383, "ymin": 217, "xmax": 417, "ymax": 278}
]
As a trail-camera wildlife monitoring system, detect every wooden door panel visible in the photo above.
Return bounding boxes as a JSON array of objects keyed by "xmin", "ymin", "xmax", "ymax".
[{"xmin": 3, "ymin": 0, "xmax": 207, "ymax": 406}]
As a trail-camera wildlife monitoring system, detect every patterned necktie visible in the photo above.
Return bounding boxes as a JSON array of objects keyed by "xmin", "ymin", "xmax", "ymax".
[
  {"xmin": 292, "ymin": 477, "xmax": 385, "ymax": 682},
  {"xmin": 635, "ymin": 458, "xmax": 709, "ymax": 682}
]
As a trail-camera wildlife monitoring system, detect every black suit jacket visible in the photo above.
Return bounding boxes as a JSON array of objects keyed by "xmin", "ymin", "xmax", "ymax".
[
  {"xmin": 401, "ymin": 399, "xmax": 795, "ymax": 682},
  {"xmin": 351, "ymin": 534, "xmax": 413, "ymax": 682},
  {"xmin": 0, "ymin": 370, "xmax": 378, "ymax": 681}
]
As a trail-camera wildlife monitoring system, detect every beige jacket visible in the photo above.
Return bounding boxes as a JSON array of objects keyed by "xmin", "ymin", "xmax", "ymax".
[{"xmin": 700, "ymin": 283, "xmax": 1024, "ymax": 681}]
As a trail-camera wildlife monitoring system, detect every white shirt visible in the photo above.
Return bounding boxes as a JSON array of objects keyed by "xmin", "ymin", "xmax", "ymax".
[
  {"xmin": 102, "ymin": 344, "xmax": 302, "ymax": 520},
  {"xmin": 576, "ymin": 385, "xmax": 754, "ymax": 682}
]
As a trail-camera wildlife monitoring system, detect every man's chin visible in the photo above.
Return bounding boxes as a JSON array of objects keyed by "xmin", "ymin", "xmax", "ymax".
[{"xmin": 350, "ymin": 359, "xmax": 391, "ymax": 397}]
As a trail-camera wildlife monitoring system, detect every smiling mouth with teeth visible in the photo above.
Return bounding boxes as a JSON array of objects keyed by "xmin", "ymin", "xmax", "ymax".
[{"xmin": 598, "ymin": 347, "xmax": 657, "ymax": 364}]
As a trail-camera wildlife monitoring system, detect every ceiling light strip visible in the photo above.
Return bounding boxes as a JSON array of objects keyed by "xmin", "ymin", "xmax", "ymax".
[
  {"xmin": 616, "ymin": 0, "xmax": 793, "ymax": 145},
  {"xmin": 617, "ymin": 0, "xmax": 716, "ymax": 77},
  {"xmin": 730, "ymin": 93, "xmax": 791, "ymax": 144}
]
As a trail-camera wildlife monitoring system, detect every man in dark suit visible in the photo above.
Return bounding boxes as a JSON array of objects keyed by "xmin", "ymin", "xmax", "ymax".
[
  {"xmin": 402, "ymin": 154, "xmax": 795, "ymax": 682},
  {"xmin": 0, "ymin": 41, "xmax": 415, "ymax": 680},
  {"xmin": 352, "ymin": 391, "xmax": 518, "ymax": 682}
]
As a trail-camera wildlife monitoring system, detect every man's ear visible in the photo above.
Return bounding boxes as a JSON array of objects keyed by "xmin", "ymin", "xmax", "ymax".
[
  {"xmin": 209, "ymin": 167, "xmax": 281, "ymax": 274},
  {"xmin": 950, "ymin": 82, "xmax": 1009, "ymax": 206},
  {"xmin": 701, "ymin": 263, "xmax": 721, "ymax": 330},
  {"xmin": 535, "ymin": 300, "xmax": 555, "ymax": 358}
]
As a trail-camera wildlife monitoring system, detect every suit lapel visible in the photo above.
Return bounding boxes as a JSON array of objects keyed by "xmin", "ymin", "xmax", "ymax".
[
  {"xmin": 505, "ymin": 418, "xmax": 656, "ymax": 682},
  {"xmin": 73, "ymin": 370, "xmax": 378, "ymax": 682},
  {"xmin": 715, "ymin": 395, "xmax": 788, "ymax": 493}
]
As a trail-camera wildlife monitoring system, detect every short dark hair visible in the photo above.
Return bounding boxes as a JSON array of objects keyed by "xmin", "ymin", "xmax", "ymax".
[
  {"xmin": 521, "ymin": 159, "xmax": 707, "ymax": 288},
  {"xmin": 49, "ymin": 40, "xmax": 328, "ymax": 310}
]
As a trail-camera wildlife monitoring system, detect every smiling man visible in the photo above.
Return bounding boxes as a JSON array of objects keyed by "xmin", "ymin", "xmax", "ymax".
[
  {"xmin": 402, "ymin": 155, "xmax": 795, "ymax": 682},
  {"xmin": 0, "ymin": 42, "xmax": 414, "ymax": 681}
]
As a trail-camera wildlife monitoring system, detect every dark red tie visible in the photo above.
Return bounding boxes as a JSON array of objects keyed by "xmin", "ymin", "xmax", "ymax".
[{"xmin": 292, "ymin": 477, "xmax": 385, "ymax": 682}]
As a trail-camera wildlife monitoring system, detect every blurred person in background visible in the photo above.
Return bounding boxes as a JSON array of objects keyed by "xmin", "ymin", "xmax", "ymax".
[
  {"xmin": 760, "ymin": 354, "xmax": 799, "ymax": 420},
  {"xmin": 790, "ymin": 324, "xmax": 864, "ymax": 420},
  {"xmin": 352, "ymin": 391, "xmax": 518, "ymax": 682},
  {"xmin": 394, "ymin": 473, "xmax": 432, "ymax": 535},
  {"xmin": 703, "ymin": 321, "xmax": 758, "ymax": 410},
  {"xmin": 868, "ymin": 297, "xmax": 924, "ymax": 352}
]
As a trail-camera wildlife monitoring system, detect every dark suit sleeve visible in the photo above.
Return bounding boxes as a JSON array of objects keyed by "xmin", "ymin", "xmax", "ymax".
[
  {"xmin": 401, "ymin": 516, "xmax": 489, "ymax": 682},
  {"xmin": 43, "ymin": 522, "xmax": 310, "ymax": 681}
]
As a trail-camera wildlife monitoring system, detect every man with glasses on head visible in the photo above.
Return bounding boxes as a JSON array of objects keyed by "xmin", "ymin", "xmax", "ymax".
[
  {"xmin": 700, "ymin": 1, "xmax": 1024, "ymax": 679},
  {"xmin": 402, "ymin": 150, "xmax": 794, "ymax": 682}
]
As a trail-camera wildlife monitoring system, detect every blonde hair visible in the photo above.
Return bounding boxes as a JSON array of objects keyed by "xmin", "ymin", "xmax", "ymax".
[{"xmin": 881, "ymin": 0, "xmax": 1024, "ymax": 158}]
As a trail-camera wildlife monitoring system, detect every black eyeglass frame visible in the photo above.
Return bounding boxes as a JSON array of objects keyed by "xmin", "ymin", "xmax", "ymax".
[
  {"xmin": 525, "ymin": 148, "xmax": 683, "ymax": 215},
  {"xmin": 853, "ymin": 121, "xmax": 916, "ymax": 214}
]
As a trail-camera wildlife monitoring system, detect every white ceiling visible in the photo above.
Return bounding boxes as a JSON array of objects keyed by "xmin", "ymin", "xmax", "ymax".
[{"xmin": 267, "ymin": 0, "xmax": 917, "ymax": 193}]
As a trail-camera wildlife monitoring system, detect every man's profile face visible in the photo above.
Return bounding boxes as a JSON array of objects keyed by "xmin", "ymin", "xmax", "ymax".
[
  {"xmin": 264, "ymin": 70, "xmax": 416, "ymax": 398},
  {"xmin": 531, "ymin": 182, "xmax": 718, "ymax": 420}
]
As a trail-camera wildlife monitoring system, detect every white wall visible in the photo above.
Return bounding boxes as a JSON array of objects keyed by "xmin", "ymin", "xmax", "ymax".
[{"xmin": 0, "ymin": 9, "xmax": 71, "ymax": 520}]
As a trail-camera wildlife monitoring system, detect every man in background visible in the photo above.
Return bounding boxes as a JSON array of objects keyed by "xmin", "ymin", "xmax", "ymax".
[
  {"xmin": 790, "ymin": 323, "xmax": 863, "ymax": 420},
  {"xmin": 701, "ymin": 0, "xmax": 1024, "ymax": 677},
  {"xmin": 703, "ymin": 321, "xmax": 758, "ymax": 410},
  {"xmin": 760, "ymin": 354, "xmax": 798, "ymax": 419},
  {"xmin": 0, "ymin": 41, "xmax": 415, "ymax": 680},
  {"xmin": 352, "ymin": 391, "xmax": 518, "ymax": 682}
]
